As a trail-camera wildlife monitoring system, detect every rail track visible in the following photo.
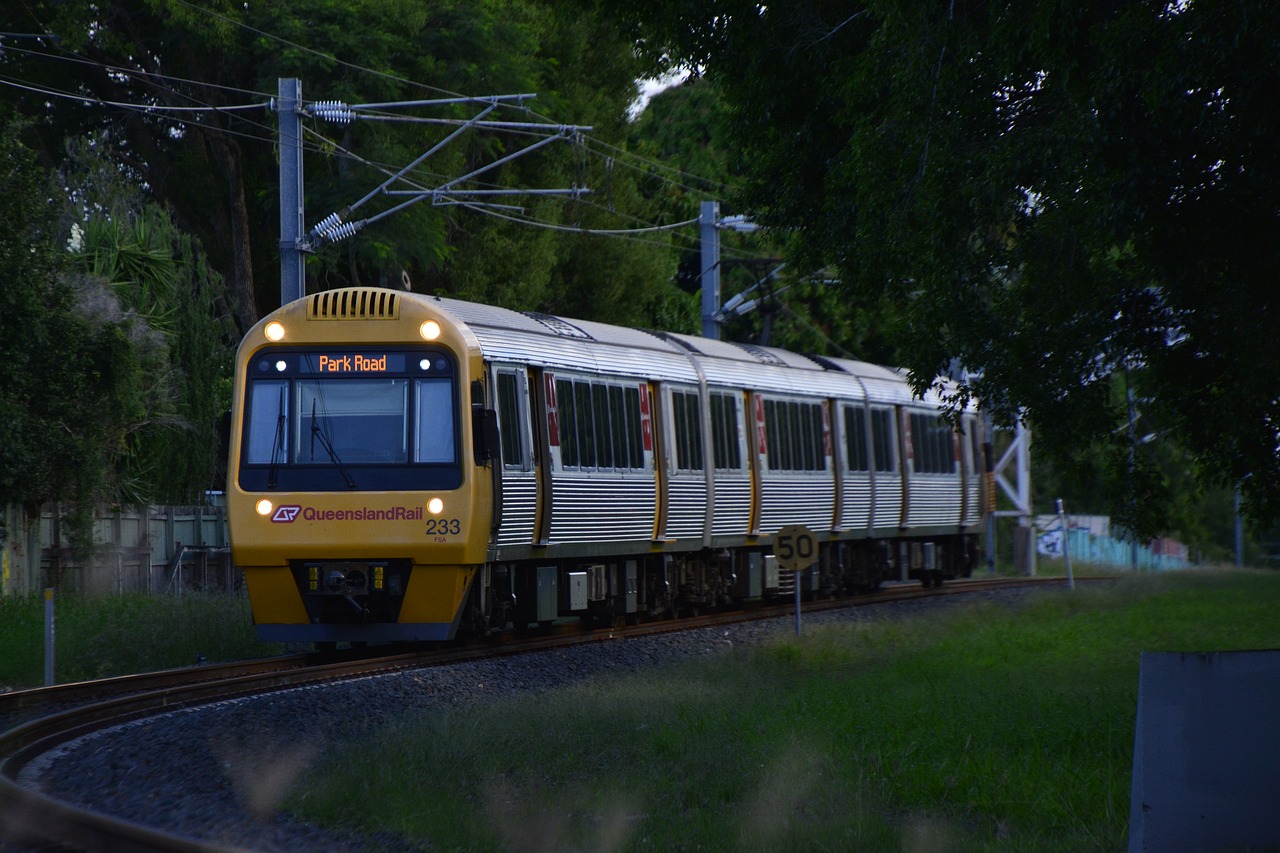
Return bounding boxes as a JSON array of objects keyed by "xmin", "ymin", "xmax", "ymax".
[{"xmin": 0, "ymin": 575, "xmax": 1070, "ymax": 851}]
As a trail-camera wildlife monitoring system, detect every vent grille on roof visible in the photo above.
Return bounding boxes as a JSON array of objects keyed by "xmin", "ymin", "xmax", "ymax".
[
  {"xmin": 735, "ymin": 342, "xmax": 787, "ymax": 366},
  {"xmin": 308, "ymin": 289, "xmax": 400, "ymax": 320},
  {"xmin": 524, "ymin": 311, "xmax": 593, "ymax": 340}
]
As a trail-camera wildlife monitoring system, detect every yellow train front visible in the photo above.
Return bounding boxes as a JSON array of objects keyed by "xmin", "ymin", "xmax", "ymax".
[{"xmin": 227, "ymin": 289, "xmax": 495, "ymax": 645}]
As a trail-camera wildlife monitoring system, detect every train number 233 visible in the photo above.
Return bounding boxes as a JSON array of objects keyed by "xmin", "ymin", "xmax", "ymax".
[{"xmin": 425, "ymin": 518, "xmax": 462, "ymax": 536}]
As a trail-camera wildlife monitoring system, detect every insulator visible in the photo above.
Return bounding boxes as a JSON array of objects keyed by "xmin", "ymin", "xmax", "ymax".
[
  {"xmin": 318, "ymin": 220, "xmax": 363, "ymax": 244},
  {"xmin": 310, "ymin": 100, "xmax": 354, "ymax": 124},
  {"xmin": 309, "ymin": 213, "xmax": 343, "ymax": 240}
]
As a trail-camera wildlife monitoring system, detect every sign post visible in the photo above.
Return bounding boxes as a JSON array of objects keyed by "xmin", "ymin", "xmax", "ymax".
[
  {"xmin": 774, "ymin": 525, "xmax": 818, "ymax": 636},
  {"xmin": 44, "ymin": 587, "xmax": 55, "ymax": 686}
]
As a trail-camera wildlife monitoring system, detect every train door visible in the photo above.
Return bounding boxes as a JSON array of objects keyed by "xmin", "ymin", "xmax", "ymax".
[
  {"xmin": 868, "ymin": 405, "xmax": 902, "ymax": 536},
  {"xmin": 960, "ymin": 413, "xmax": 984, "ymax": 527},
  {"xmin": 490, "ymin": 364, "xmax": 538, "ymax": 550},
  {"xmin": 662, "ymin": 383, "xmax": 709, "ymax": 544},
  {"xmin": 645, "ymin": 381, "xmax": 669, "ymax": 542},
  {"xmin": 532, "ymin": 368, "xmax": 556, "ymax": 545},
  {"xmin": 748, "ymin": 391, "xmax": 767, "ymax": 535},
  {"xmin": 706, "ymin": 388, "xmax": 750, "ymax": 540},
  {"xmin": 837, "ymin": 402, "xmax": 876, "ymax": 533}
]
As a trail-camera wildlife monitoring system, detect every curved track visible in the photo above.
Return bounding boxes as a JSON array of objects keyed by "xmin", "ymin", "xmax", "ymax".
[{"xmin": 0, "ymin": 575, "xmax": 1066, "ymax": 851}]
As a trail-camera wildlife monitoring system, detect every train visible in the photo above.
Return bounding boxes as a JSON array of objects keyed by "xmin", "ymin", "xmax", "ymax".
[{"xmin": 226, "ymin": 287, "xmax": 987, "ymax": 646}]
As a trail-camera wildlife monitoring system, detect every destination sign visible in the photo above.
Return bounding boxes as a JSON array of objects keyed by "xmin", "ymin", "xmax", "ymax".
[{"xmin": 299, "ymin": 353, "xmax": 406, "ymax": 374}]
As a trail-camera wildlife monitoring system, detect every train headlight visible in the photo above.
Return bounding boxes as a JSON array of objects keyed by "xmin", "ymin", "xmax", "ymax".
[
  {"xmin": 420, "ymin": 320, "xmax": 441, "ymax": 341},
  {"xmin": 428, "ymin": 497, "xmax": 444, "ymax": 515},
  {"xmin": 265, "ymin": 321, "xmax": 285, "ymax": 342},
  {"xmin": 255, "ymin": 499, "xmax": 273, "ymax": 516}
]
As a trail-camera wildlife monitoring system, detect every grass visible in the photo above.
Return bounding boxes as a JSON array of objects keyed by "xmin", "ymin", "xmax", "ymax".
[
  {"xmin": 286, "ymin": 569, "xmax": 1280, "ymax": 852},
  {"xmin": 0, "ymin": 591, "xmax": 277, "ymax": 688}
]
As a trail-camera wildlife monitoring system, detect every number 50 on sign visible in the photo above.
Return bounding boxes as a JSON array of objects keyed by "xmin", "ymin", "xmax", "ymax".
[{"xmin": 774, "ymin": 525, "xmax": 818, "ymax": 572}]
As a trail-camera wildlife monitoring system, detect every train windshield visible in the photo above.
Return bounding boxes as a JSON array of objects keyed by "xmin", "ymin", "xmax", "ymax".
[{"xmin": 239, "ymin": 348, "xmax": 461, "ymax": 491}]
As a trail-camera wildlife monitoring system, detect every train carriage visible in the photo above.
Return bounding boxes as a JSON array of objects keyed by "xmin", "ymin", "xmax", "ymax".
[{"xmin": 228, "ymin": 287, "xmax": 985, "ymax": 646}]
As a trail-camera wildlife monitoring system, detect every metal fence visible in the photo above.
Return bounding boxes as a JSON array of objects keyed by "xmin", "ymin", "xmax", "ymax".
[{"xmin": 1, "ymin": 499, "xmax": 234, "ymax": 597}]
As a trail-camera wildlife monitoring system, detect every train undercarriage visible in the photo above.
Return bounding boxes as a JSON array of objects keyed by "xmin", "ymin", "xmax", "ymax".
[{"xmin": 460, "ymin": 534, "xmax": 980, "ymax": 637}]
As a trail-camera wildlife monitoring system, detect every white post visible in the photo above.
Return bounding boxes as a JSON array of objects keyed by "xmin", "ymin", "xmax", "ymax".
[{"xmin": 1057, "ymin": 498, "xmax": 1075, "ymax": 591}]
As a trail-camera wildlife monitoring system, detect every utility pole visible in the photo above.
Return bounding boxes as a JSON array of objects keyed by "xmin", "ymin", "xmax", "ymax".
[
  {"xmin": 700, "ymin": 200, "xmax": 721, "ymax": 339},
  {"xmin": 699, "ymin": 200, "xmax": 759, "ymax": 339},
  {"xmin": 277, "ymin": 78, "xmax": 305, "ymax": 305}
]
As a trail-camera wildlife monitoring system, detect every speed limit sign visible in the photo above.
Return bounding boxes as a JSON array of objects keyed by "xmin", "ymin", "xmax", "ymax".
[{"xmin": 774, "ymin": 525, "xmax": 818, "ymax": 571}]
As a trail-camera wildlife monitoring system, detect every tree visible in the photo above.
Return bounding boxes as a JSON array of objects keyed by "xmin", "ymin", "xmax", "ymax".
[
  {"xmin": 2, "ymin": 0, "xmax": 684, "ymax": 331},
  {"xmin": 618, "ymin": 0, "xmax": 1280, "ymax": 532},
  {"xmin": 0, "ymin": 116, "xmax": 68, "ymax": 532},
  {"xmin": 0, "ymin": 117, "xmax": 186, "ymax": 563}
]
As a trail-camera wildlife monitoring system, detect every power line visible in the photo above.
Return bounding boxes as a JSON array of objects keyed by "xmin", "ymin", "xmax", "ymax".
[
  {"xmin": 0, "ymin": 40, "xmax": 275, "ymax": 101},
  {"xmin": 459, "ymin": 202, "xmax": 696, "ymax": 237},
  {"xmin": 0, "ymin": 75, "xmax": 268, "ymax": 112},
  {"xmin": 8, "ymin": 3, "xmax": 766, "ymax": 265}
]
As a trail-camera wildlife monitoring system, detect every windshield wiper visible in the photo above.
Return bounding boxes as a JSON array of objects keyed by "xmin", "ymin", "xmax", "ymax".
[
  {"xmin": 267, "ymin": 386, "xmax": 286, "ymax": 490},
  {"xmin": 311, "ymin": 399, "xmax": 358, "ymax": 489}
]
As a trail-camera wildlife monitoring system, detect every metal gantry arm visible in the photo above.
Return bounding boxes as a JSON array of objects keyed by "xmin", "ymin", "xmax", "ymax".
[
  {"xmin": 276, "ymin": 79, "xmax": 596, "ymax": 294},
  {"xmin": 306, "ymin": 101, "xmax": 501, "ymax": 246},
  {"xmin": 304, "ymin": 97, "xmax": 592, "ymax": 248}
]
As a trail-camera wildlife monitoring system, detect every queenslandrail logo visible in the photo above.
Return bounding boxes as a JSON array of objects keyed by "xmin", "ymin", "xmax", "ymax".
[
  {"xmin": 270, "ymin": 504, "xmax": 423, "ymax": 523},
  {"xmin": 271, "ymin": 505, "xmax": 301, "ymax": 523}
]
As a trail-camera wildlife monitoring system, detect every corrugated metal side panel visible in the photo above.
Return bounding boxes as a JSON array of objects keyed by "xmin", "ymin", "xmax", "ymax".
[
  {"xmin": 549, "ymin": 477, "xmax": 656, "ymax": 544},
  {"xmin": 710, "ymin": 475, "xmax": 752, "ymax": 537},
  {"xmin": 963, "ymin": 474, "xmax": 983, "ymax": 527},
  {"xmin": 496, "ymin": 475, "xmax": 538, "ymax": 546},
  {"xmin": 905, "ymin": 477, "xmax": 962, "ymax": 528},
  {"xmin": 839, "ymin": 476, "xmax": 873, "ymax": 531},
  {"xmin": 757, "ymin": 475, "xmax": 835, "ymax": 534},
  {"xmin": 665, "ymin": 477, "xmax": 707, "ymax": 541},
  {"xmin": 873, "ymin": 477, "xmax": 904, "ymax": 530}
]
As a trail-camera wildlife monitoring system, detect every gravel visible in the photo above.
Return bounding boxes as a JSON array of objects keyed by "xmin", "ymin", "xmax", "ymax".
[{"xmin": 8, "ymin": 584, "xmax": 1049, "ymax": 852}]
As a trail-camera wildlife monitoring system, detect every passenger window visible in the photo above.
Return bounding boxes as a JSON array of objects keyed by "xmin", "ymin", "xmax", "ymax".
[{"xmin": 496, "ymin": 370, "xmax": 526, "ymax": 470}]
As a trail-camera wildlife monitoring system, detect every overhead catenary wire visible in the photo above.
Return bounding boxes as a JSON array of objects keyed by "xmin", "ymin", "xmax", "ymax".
[
  {"xmin": 0, "ymin": 75, "xmax": 269, "ymax": 113},
  {"xmin": 5, "ymin": 2, "xmax": 769, "ymax": 255}
]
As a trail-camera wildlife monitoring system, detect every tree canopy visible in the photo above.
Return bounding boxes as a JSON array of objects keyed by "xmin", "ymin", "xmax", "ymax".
[
  {"xmin": 2, "ymin": 0, "xmax": 683, "ymax": 332},
  {"xmin": 0, "ymin": 0, "xmax": 695, "ymax": 547},
  {"xmin": 618, "ymin": 0, "xmax": 1280, "ymax": 531}
]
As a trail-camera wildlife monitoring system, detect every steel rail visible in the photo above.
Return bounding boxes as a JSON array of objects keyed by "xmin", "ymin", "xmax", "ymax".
[{"xmin": 0, "ymin": 575, "xmax": 1074, "ymax": 850}]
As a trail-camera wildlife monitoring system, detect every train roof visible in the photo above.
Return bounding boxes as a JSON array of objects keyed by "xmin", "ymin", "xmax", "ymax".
[
  {"xmin": 431, "ymin": 296, "xmax": 699, "ymax": 384},
  {"xmin": 423, "ymin": 294, "xmax": 937, "ymax": 407}
]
